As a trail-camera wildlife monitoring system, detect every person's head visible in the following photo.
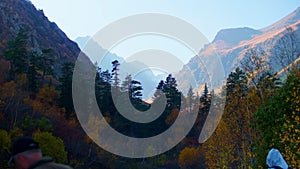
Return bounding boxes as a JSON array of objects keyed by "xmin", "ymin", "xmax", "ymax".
[
  {"xmin": 266, "ymin": 148, "xmax": 288, "ymax": 169},
  {"xmin": 8, "ymin": 137, "xmax": 43, "ymax": 169}
]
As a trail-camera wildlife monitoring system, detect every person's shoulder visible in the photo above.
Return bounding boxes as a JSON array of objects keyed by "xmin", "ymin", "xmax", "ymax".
[
  {"xmin": 29, "ymin": 157, "xmax": 73, "ymax": 169},
  {"xmin": 51, "ymin": 162, "xmax": 73, "ymax": 169},
  {"xmin": 35, "ymin": 161, "xmax": 73, "ymax": 169}
]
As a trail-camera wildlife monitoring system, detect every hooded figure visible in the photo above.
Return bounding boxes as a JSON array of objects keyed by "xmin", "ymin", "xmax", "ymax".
[{"xmin": 266, "ymin": 148, "xmax": 290, "ymax": 169}]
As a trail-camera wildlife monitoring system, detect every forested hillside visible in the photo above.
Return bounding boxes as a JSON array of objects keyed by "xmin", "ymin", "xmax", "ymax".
[{"xmin": 1, "ymin": 27, "xmax": 299, "ymax": 169}]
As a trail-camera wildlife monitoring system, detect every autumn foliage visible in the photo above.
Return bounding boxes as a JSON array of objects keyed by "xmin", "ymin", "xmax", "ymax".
[{"xmin": 0, "ymin": 25, "xmax": 299, "ymax": 169}]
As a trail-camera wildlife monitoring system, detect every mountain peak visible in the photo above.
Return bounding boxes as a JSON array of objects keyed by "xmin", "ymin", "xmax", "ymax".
[
  {"xmin": 212, "ymin": 27, "xmax": 262, "ymax": 49},
  {"xmin": 75, "ymin": 36, "xmax": 92, "ymax": 49},
  {"xmin": 177, "ymin": 7, "xmax": 300, "ymax": 93}
]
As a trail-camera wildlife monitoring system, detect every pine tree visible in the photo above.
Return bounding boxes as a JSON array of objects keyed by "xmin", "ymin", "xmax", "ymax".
[
  {"xmin": 154, "ymin": 80, "xmax": 165, "ymax": 98},
  {"xmin": 27, "ymin": 52, "xmax": 40, "ymax": 93},
  {"xmin": 111, "ymin": 60, "xmax": 120, "ymax": 87},
  {"xmin": 121, "ymin": 74, "xmax": 132, "ymax": 92},
  {"xmin": 100, "ymin": 70, "xmax": 112, "ymax": 84},
  {"xmin": 58, "ymin": 62, "xmax": 75, "ymax": 119},
  {"xmin": 200, "ymin": 83, "xmax": 211, "ymax": 113},
  {"xmin": 39, "ymin": 48, "xmax": 54, "ymax": 80},
  {"xmin": 163, "ymin": 74, "xmax": 181, "ymax": 109},
  {"xmin": 186, "ymin": 86, "xmax": 195, "ymax": 112},
  {"xmin": 130, "ymin": 80, "xmax": 143, "ymax": 100},
  {"xmin": 95, "ymin": 68, "xmax": 113, "ymax": 117},
  {"xmin": 4, "ymin": 27, "xmax": 29, "ymax": 79}
]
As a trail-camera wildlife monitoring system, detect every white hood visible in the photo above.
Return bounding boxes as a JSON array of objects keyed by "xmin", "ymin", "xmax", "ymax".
[{"xmin": 266, "ymin": 148, "xmax": 288, "ymax": 169}]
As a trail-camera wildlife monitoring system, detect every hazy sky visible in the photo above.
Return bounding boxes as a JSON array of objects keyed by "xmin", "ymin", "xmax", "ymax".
[
  {"xmin": 30, "ymin": 0, "xmax": 299, "ymax": 41},
  {"xmin": 30, "ymin": 1, "xmax": 300, "ymax": 63}
]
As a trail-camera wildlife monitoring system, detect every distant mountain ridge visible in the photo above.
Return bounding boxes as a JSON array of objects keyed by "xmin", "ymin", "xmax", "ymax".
[
  {"xmin": 75, "ymin": 7, "xmax": 300, "ymax": 95},
  {"xmin": 75, "ymin": 36, "xmax": 168, "ymax": 99},
  {"xmin": 177, "ymin": 6, "xmax": 300, "ymax": 93},
  {"xmin": 75, "ymin": 36, "xmax": 124, "ymax": 71}
]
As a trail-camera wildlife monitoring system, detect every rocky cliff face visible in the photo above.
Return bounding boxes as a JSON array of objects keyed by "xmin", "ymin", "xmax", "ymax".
[{"xmin": 0, "ymin": 0, "xmax": 84, "ymax": 74}]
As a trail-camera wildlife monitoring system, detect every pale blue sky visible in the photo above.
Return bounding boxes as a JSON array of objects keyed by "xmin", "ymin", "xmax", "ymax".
[
  {"xmin": 30, "ymin": 0, "xmax": 300, "ymax": 63},
  {"xmin": 30, "ymin": 0, "xmax": 299, "ymax": 41}
]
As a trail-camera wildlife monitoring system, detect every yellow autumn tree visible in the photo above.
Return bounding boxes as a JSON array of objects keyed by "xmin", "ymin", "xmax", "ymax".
[
  {"xmin": 178, "ymin": 147, "xmax": 203, "ymax": 169},
  {"xmin": 202, "ymin": 119, "xmax": 235, "ymax": 168},
  {"xmin": 276, "ymin": 69, "xmax": 300, "ymax": 168},
  {"xmin": 24, "ymin": 84, "xmax": 64, "ymax": 119}
]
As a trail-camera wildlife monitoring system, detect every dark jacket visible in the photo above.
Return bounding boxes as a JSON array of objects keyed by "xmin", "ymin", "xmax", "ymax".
[{"xmin": 28, "ymin": 157, "xmax": 73, "ymax": 169}]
